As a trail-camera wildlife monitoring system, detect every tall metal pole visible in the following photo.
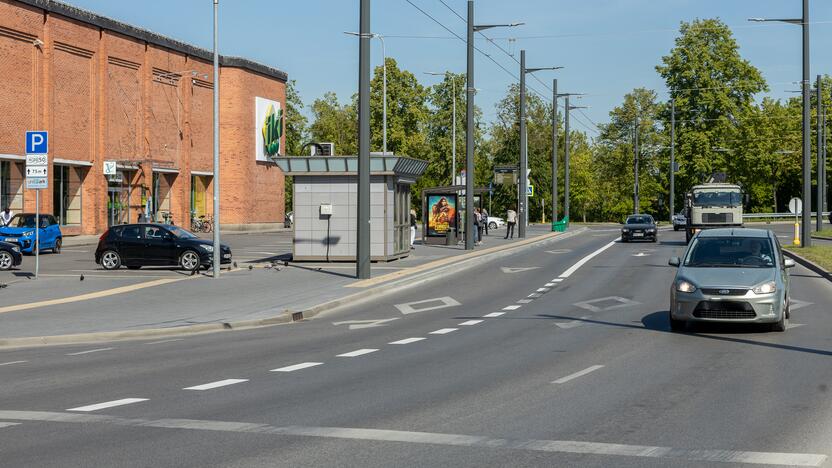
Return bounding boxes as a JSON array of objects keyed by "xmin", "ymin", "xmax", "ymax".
[
  {"xmin": 552, "ymin": 78, "xmax": 558, "ymax": 224},
  {"xmin": 564, "ymin": 96, "xmax": 571, "ymax": 221},
  {"xmin": 380, "ymin": 35, "xmax": 387, "ymax": 155},
  {"xmin": 519, "ymin": 50, "xmax": 527, "ymax": 238},
  {"xmin": 452, "ymin": 75, "xmax": 457, "ymax": 184},
  {"xmin": 357, "ymin": 0, "xmax": 371, "ymax": 278},
  {"xmin": 824, "ymin": 88, "xmax": 828, "ymax": 218},
  {"xmin": 634, "ymin": 114, "xmax": 640, "ymax": 214},
  {"xmin": 801, "ymin": 0, "xmax": 811, "ymax": 246},
  {"xmin": 212, "ymin": 0, "xmax": 221, "ymax": 278},
  {"xmin": 670, "ymin": 99, "xmax": 675, "ymax": 222},
  {"xmin": 465, "ymin": 0, "xmax": 475, "ymax": 250},
  {"xmin": 818, "ymin": 75, "xmax": 823, "ymax": 231}
]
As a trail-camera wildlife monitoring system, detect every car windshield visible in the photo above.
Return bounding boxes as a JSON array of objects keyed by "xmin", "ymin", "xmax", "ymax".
[
  {"xmin": 693, "ymin": 190, "xmax": 742, "ymax": 207},
  {"xmin": 626, "ymin": 216, "xmax": 652, "ymax": 225},
  {"xmin": 8, "ymin": 214, "xmax": 36, "ymax": 228},
  {"xmin": 684, "ymin": 237, "xmax": 775, "ymax": 268},
  {"xmin": 167, "ymin": 226, "xmax": 197, "ymax": 239}
]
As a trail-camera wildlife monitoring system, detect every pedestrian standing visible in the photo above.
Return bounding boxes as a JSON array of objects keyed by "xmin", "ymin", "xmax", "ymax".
[
  {"xmin": 0, "ymin": 206, "xmax": 13, "ymax": 226},
  {"xmin": 505, "ymin": 207, "xmax": 517, "ymax": 239},
  {"xmin": 482, "ymin": 207, "xmax": 489, "ymax": 236},
  {"xmin": 410, "ymin": 209, "xmax": 417, "ymax": 249},
  {"xmin": 473, "ymin": 208, "xmax": 481, "ymax": 245}
]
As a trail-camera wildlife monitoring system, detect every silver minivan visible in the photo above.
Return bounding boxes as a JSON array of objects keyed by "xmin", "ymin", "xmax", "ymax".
[{"xmin": 668, "ymin": 228, "xmax": 795, "ymax": 332}]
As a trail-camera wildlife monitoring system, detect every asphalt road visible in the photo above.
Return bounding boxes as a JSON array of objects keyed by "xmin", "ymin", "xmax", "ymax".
[{"xmin": 2, "ymin": 225, "xmax": 832, "ymax": 467}]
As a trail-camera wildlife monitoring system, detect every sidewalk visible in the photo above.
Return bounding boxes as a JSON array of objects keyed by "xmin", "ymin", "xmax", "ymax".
[{"xmin": 0, "ymin": 224, "xmax": 573, "ymax": 345}]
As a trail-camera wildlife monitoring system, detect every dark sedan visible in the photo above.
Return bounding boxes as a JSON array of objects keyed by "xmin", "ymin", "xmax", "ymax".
[
  {"xmin": 95, "ymin": 224, "xmax": 232, "ymax": 271},
  {"xmin": 621, "ymin": 214, "xmax": 657, "ymax": 242},
  {"xmin": 0, "ymin": 240, "xmax": 22, "ymax": 270}
]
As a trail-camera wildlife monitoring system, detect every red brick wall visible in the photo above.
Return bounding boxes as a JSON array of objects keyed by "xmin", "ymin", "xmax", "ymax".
[{"xmin": 0, "ymin": 0, "xmax": 286, "ymax": 234}]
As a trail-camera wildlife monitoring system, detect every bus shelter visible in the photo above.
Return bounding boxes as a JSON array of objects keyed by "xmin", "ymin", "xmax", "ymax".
[{"xmin": 421, "ymin": 185, "xmax": 487, "ymax": 245}]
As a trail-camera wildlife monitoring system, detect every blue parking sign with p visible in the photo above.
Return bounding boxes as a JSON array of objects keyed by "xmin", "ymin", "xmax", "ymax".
[{"xmin": 26, "ymin": 131, "xmax": 48, "ymax": 154}]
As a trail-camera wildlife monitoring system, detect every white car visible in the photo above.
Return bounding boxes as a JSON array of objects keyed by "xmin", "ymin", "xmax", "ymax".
[{"xmin": 487, "ymin": 216, "xmax": 505, "ymax": 229}]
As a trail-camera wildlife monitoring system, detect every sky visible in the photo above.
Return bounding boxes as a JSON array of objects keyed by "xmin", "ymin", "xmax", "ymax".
[{"xmin": 63, "ymin": 0, "xmax": 832, "ymax": 138}]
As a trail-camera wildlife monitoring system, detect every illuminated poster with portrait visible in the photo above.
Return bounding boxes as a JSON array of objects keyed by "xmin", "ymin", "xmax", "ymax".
[{"xmin": 427, "ymin": 195, "xmax": 457, "ymax": 236}]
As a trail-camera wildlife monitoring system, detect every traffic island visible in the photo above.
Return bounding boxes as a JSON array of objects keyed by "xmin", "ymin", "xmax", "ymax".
[{"xmin": 810, "ymin": 228, "xmax": 832, "ymax": 241}]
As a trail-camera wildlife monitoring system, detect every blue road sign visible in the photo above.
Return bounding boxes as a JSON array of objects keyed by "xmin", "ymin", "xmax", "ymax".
[{"xmin": 25, "ymin": 131, "xmax": 48, "ymax": 154}]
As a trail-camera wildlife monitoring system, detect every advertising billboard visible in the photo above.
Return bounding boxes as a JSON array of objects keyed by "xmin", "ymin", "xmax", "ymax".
[
  {"xmin": 255, "ymin": 97, "xmax": 283, "ymax": 161},
  {"xmin": 427, "ymin": 194, "xmax": 457, "ymax": 237}
]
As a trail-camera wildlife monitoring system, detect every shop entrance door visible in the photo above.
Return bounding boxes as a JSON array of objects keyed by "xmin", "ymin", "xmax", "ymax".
[{"xmin": 107, "ymin": 173, "xmax": 129, "ymax": 227}]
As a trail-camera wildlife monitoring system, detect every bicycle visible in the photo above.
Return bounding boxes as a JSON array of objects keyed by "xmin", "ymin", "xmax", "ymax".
[{"xmin": 201, "ymin": 215, "xmax": 214, "ymax": 232}]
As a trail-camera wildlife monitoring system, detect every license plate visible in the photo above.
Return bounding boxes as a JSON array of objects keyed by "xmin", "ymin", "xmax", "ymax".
[
  {"xmin": 223, "ymin": 254, "xmax": 231, "ymax": 259},
  {"xmin": 4, "ymin": 237, "xmax": 17, "ymax": 243},
  {"xmin": 633, "ymin": 233, "xmax": 644, "ymax": 237}
]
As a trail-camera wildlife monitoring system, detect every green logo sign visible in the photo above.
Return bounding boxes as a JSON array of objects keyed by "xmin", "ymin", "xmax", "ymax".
[{"xmin": 261, "ymin": 103, "xmax": 283, "ymax": 156}]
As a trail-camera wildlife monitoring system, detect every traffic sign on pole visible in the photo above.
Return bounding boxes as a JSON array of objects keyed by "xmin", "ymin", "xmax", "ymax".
[
  {"xmin": 25, "ymin": 130, "xmax": 48, "ymax": 280},
  {"xmin": 25, "ymin": 131, "xmax": 48, "ymax": 154},
  {"xmin": 528, "ymin": 185, "xmax": 534, "ymax": 197}
]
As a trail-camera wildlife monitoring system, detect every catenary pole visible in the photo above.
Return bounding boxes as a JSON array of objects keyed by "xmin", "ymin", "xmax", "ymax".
[
  {"xmin": 465, "ymin": 0, "xmax": 475, "ymax": 250},
  {"xmin": 212, "ymin": 0, "xmax": 221, "ymax": 278},
  {"xmin": 452, "ymin": 75, "xmax": 456, "ymax": 184},
  {"xmin": 564, "ymin": 96, "xmax": 571, "ymax": 221},
  {"xmin": 801, "ymin": 0, "xmax": 811, "ymax": 246},
  {"xmin": 380, "ymin": 35, "xmax": 387, "ymax": 155},
  {"xmin": 357, "ymin": 0, "xmax": 371, "ymax": 278},
  {"xmin": 519, "ymin": 50, "xmax": 527, "ymax": 238},
  {"xmin": 552, "ymin": 78, "xmax": 558, "ymax": 224},
  {"xmin": 670, "ymin": 99, "xmax": 675, "ymax": 222},
  {"xmin": 634, "ymin": 114, "xmax": 639, "ymax": 214},
  {"xmin": 818, "ymin": 75, "xmax": 823, "ymax": 231}
]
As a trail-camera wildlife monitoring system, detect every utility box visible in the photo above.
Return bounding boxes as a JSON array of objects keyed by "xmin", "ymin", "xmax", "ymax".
[{"xmin": 274, "ymin": 155, "xmax": 428, "ymax": 261}]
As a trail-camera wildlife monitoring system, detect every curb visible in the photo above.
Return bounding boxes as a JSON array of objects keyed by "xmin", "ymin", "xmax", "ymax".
[
  {"xmin": 783, "ymin": 249, "xmax": 832, "ymax": 282},
  {"xmin": 0, "ymin": 228, "xmax": 585, "ymax": 349}
]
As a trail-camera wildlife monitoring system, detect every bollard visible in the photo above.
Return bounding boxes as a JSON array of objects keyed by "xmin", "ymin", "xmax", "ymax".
[{"xmin": 793, "ymin": 222, "xmax": 801, "ymax": 246}]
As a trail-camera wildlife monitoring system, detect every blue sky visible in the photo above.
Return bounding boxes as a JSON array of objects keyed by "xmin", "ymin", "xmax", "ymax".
[{"xmin": 66, "ymin": 0, "xmax": 832, "ymax": 137}]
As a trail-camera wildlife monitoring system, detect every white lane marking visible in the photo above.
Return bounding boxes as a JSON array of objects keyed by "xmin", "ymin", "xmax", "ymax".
[
  {"xmin": 552, "ymin": 278, "xmax": 564, "ymax": 282},
  {"xmin": 337, "ymin": 348, "xmax": 379, "ymax": 358},
  {"xmin": 0, "ymin": 360, "xmax": 27, "ymax": 366},
  {"xmin": 459, "ymin": 320, "xmax": 483, "ymax": 326},
  {"xmin": 546, "ymin": 249, "xmax": 572, "ymax": 254},
  {"xmin": 537, "ymin": 288, "xmax": 550, "ymax": 292},
  {"xmin": 2, "ymin": 411, "xmax": 824, "ymax": 466},
  {"xmin": 395, "ymin": 296, "xmax": 461, "ymax": 315},
  {"xmin": 501, "ymin": 266, "xmax": 541, "ymax": 274},
  {"xmin": 144, "ymin": 338, "xmax": 183, "ymax": 345},
  {"xmin": 67, "ymin": 398, "xmax": 148, "ymax": 412},
  {"xmin": 184, "ymin": 379, "xmax": 249, "ymax": 391},
  {"xmin": 787, "ymin": 323, "xmax": 805, "ymax": 329},
  {"xmin": 574, "ymin": 296, "xmax": 640, "ymax": 312},
  {"xmin": 517, "ymin": 299, "xmax": 533, "ymax": 304},
  {"xmin": 559, "ymin": 240, "xmax": 617, "ymax": 278},
  {"xmin": 552, "ymin": 365, "xmax": 605, "ymax": 384},
  {"xmin": 429, "ymin": 328, "xmax": 458, "ymax": 335},
  {"xmin": 271, "ymin": 362, "xmax": 323, "ymax": 372},
  {"xmin": 333, "ymin": 318, "xmax": 399, "ymax": 330},
  {"xmin": 65, "ymin": 348, "xmax": 114, "ymax": 356},
  {"xmin": 483, "ymin": 312, "xmax": 505, "ymax": 318},
  {"xmin": 790, "ymin": 298, "xmax": 813, "ymax": 311},
  {"xmin": 503, "ymin": 305, "xmax": 522, "ymax": 311},
  {"xmin": 389, "ymin": 337, "xmax": 425, "ymax": 345},
  {"xmin": 545, "ymin": 283, "xmax": 555, "ymax": 287},
  {"xmin": 528, "ymin": 293, "xmax": 542, "ymax": 298}
]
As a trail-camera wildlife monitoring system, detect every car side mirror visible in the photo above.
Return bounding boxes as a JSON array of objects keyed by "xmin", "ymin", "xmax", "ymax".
[
  {"xmin": 668, "ymin": 257, "xmax": 681, "ymax": 267},
  {"xmin": 784, "ymin": 258, "xmax": 796, "ymax": 269}
]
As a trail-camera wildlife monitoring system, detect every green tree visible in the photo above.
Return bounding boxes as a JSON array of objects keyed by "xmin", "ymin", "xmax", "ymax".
[
  {"xmin": 309, "ymin": 91, "xmax": 357, "ymax": 155},
  {"xmin": 283, "ymin": 80, "xmax": 308, "ymax": 212},
  {"xmin": 370, "ymin": 58, "xmax": 430, "ymax": 159}
]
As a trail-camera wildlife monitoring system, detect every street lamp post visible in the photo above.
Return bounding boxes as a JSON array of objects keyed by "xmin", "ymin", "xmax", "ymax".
[
  {"xmin": 212, "ymin": 0, "xmax": 220, "ymax": 278},
  {"xmin": 749, "ymin": 0, "xmax": 810, "ymax": 246},
  {"xmin": 466, "ymin": 1, "xmax": 522, "ymax": 249},
  {"xmin": 818, "ymin": 75, "xmax": 824, "ymax": 231},
  {"xmin": 356, "ymin": 0, "xmax": 371, "ymax": 279},
  {"xmin": 519, "ymin": 49, "xmax": 562, "ymax": 238},
  {"xmin": 426, "ymin": 72, "xmax": 458, "ymax": 184},
  {"xmin": 670, "ymin": 99, "xmax": 676, "ymax": 222},
  {"xmin": 344, "ymin": 32, "xmax": 386, "ymax": 155},
  {"xmin": 552, "ymin": 79, "xmax": 558, "ymax": 224},
  {"xmin": 634, "ymin": 115, "xmax": 639, "ymax": 214}
]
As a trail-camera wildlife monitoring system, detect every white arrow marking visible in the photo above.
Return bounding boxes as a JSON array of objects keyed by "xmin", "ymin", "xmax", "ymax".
[
  {"xmin": 332, "ymin": 318, "xmax": 400, "ymax": 330},
  {"xmin": 554, "ymin": 317, "xmax": 589, "ymax": 329},
  {"xmin": 789, "ymin": 299, "xmax": 812, "ymax": 311},
  {"xmin": 501, "ymin": 266, "xmax": 541, "ymax": 273},
  {"xmin": 787, "ymin": 323, "xmax": 804, "ymax": 330},
  {"xmin": 546, "ymin": 249, "xmax": 572, "ymax": 254},
  {"xmin": 632, "ymin": 252, "xmax": 649, "ymax": 257}
]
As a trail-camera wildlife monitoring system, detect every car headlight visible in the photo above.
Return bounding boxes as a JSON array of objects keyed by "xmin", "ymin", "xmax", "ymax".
[
  {"xmin": 622, "ymin": 228, "xmax": 629, "ymax": 232},
  {"xmin": 199, "ymin": 245, "xmax": 214, "ymax": 252},
  {"xmin": 752, "ymin": 281, "xmax": 776, "ymax": 294},
  {"xmin": 11, "ymin": 246, "xmax": 20, "ymax": 252},
  {"xmin": 647, "ymin": 228, "xmax": 656, "ymax": 232},
  {"xmin": 22, "ymin": 231, "xmax": 34, "ymax": 237},
  {"xmin": 676, "ymin": 280, "xmax": 697, "ymax": 293}
]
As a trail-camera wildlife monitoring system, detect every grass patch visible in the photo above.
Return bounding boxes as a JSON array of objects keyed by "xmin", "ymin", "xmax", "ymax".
[
  {"xmin": 784, "ymin": 244, "xmax": 832, "ymax": 271},
  {"xmin": 810, "ymin": 228, "xmax": 832, "ymax": 239}
]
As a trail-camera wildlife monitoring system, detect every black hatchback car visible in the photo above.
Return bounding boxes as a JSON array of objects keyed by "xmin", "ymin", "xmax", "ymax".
[
  {"xmin": 0, "ymin": 240, "xmax": 23, "ymax": 271},
  {"xmin": 95, "ymin": 224, "xmax": 232, "ymax": 270},
  {"xmin": 621, "ymin": 214, "xmax": 658, "ymax": 242}
]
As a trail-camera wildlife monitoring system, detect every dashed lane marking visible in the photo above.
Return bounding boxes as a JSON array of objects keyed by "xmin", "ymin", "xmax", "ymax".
[
  {"xmin": 552, "ymin": 278, "xmax": 564, "ymax": 282},
  {"xmin": 429, "ymin": 328, "xmax": 458, "ymax": 335},
  {"xmin": 536, "ymin": 288, "xmax": 550, "ymax": 292},
  {"xmin": 67, "ymin": 398, "xmax": 148, "ymax": 412},
  {"xmin": 389, "ymin": 337, "xmax": 425, "ymax": 345},
  {"xmin": 483, "ymin": 312, "xmax": 505, "ymax": 318},
  {"xmin": 552, "ymin": 365, "xmax": 605, "ymax": 384},
  {"xmin": 1, "ymin": 411, "xmax": 824, "ymax": 466},
  {"xmin": 545, "ymin": 283, "xmax": 556, "ymax": 287},
  {"xmin": 65, "ymin": 348, "xmax": 114, "ymax": 356},
  {"xmin": 559, "ymin": 240, "xmax": 617, "ymax": 278},
  {"xmin": 0, "ymin": 361, "xmax": 27, "ymax": 366},
  {"xmin": 517, "ymin": 299, "xmax": 533, "ymax": 304},
  {"xmin": 459, "ymin": 320, "xmax": 483, "ymax": 326},
  {"xmin": 270, "ymin": 362, "xmax": 323, "ymax": 373},
  {"xmin": 184, "ymin": 379, "xmax": 249, "ymax": 391},
  {"xmin": 503, "ymin": 305, "xmax": 522, "ymax": 311},
  {"xmin": 527, "ymin": 293, "xmax": 542, "ymax": 298},
  {"xmin": 337, "ymin": 349, "xmax": 379, "ymax": 358}
]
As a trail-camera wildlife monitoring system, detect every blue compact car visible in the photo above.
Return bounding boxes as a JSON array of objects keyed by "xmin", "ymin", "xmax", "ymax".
[{"xmin": 0, "ymin": 213, "xmax": 63, "ymax": 254}]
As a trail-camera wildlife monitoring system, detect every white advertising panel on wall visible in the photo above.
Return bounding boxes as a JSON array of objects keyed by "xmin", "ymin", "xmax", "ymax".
[{"xmin": 255, "ymin": 97, "xmax": 283, "ymax": 162}]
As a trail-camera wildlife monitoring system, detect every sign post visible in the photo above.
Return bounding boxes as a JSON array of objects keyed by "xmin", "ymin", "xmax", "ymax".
[
  {"xmin": 25, "ymin": 131, "xmax": 48, "ymax": 279},
  {"xmin": 789, "ymin": 197, "xmax": 802, "ymax": 246}
]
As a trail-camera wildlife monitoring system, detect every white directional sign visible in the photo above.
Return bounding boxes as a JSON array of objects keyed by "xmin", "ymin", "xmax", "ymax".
[
  {"xmin": 26, "ymin": 154, "xmax": 48, "ymax": 166},
  {"xmin": 103, "ymin": 160, "xmax": 117, "ymax": 175},
  {"xmin": 26, "ymin": 177, "xmax": 48, "ymax": 189},
  {"xmin": 26, "ymin": 166, "xmax": 48, "ymax": 177}
]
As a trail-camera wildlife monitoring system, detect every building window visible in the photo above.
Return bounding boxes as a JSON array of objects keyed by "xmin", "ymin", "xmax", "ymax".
[
  {"xmin": 190, "ymin": 175, "xmax": 210, "ymax": 219},
  {"xmin": 152, "ymin": 172, "xmax": 175, "ymax": 223},
  {"xmin": 53, "ymin": 165, "xmax": 83, "ymax": 225},
  {"xmin": 0, "ymin": 161, "xmax": 24, "ymax": 213}
]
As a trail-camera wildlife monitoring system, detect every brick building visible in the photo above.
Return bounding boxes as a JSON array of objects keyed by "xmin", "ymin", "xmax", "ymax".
[{"xmin": 0, "ymin": 0, "xmax": 287, "ymax": 235}]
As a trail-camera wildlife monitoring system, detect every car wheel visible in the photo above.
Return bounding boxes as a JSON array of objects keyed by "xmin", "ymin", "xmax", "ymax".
[
  {"xmin": 770, "ymin": 312, "xmax": 788, "ymax": 332},
  {"xmin": 621, "ymin": 237, "xmax": 628, "ymax": 243},
  {"xmin": 101, "ymin": 250, "xmax": 122, "ymax": 270},
  {"xmin": 179, "ymin": 250, "xmax": 200, "ymax": 271},
  {"xmin": 673, "ymin": 226, "xmax": 679, "ymax": 231},
  {"xmin": 0, "ymin": 251, "xmax": 13, "ymax": 271},
  {"xmin": 669, "ymin": 312, "xmax": 685, "ymax": 332},
  {"xmin": 126, "ymin": 265, "xmax": 142, "ymax": 270},
  {"xmin": 489, "ymin": 222, "xmax": 497, "ymax": 230},
  {"xmin": 52, "ymin": 237, "xmax": 62, "ymax": 254},
  {"xmin": 785, "ymin": 299, "xmax": 791, "ymax": 319}
]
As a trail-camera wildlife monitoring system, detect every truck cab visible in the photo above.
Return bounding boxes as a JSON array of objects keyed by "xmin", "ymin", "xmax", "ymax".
[{"xmin": 684, "ymin": 183, "xmax": 744, "ymax": 243}]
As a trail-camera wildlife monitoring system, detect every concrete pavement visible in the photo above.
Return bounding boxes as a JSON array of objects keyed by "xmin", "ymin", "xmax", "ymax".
[{"xmin": 1, "ymin": 226, "xmax": 831, "ymax": 466}]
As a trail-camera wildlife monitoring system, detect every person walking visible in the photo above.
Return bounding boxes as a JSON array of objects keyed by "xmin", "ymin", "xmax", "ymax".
[
  {"xmin": 505, "ymin": 207, "xmax": 517, "ymax": 239},
  {"xmin": 410, "ymin": 209, "xmax": 417, "ymax": 249},
  {"xmin": 0, "ymin": 206, "xmax": 13, "ymax": 226},
  {"xmin": 482, "ymin": 207, "xmax": 490, "ymax": 236},
  {"xmin": 473, "ymin": 208, "xmax": 481, "ymax": 245}
]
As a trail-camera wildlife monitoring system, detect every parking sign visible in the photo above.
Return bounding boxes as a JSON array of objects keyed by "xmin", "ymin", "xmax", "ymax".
[{"xmin": 25, "ymin": 131, "xmax": 48, "ymax": 154}]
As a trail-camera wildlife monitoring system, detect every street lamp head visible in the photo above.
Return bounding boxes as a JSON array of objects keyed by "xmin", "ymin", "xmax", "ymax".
[
  {"xmin": 343, "ymin": 31, "xmax": 379, "ymax": 38},
  {"xmin": 473, "ymin": 22, "xmax": 524, "ymax": 32},
  {"xmin": 747, "ymin": 18, "xmax": 767, "ymax": 22},
  {"xmin": 525, "ymin": 66, "xmax": 564, "ymax": 74}
]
